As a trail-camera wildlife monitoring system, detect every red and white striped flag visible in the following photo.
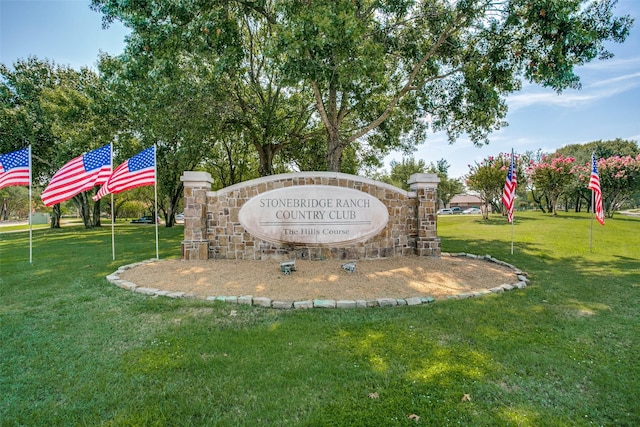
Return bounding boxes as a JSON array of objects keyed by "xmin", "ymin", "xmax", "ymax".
[
  {"xmin": 41, "ymin": 145, "xmax": 111, "ymax": 207},
  {"xmin": 588, "ymin": 154, "xmax": 605, "ymax": 226},
  {"xmin": 502, "ymin": 150, "xmax": 517, "ymax": 223},
  {"xmin": 93, "ymin": 146, "xmax": 155, "ymax": 201},
  {"xmin": 0, "ymin": 147, "xmax": 30, "ymax": 190}
]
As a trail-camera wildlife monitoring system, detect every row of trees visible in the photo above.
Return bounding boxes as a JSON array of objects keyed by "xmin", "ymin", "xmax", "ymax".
[
  {"xmin": 465, "ymin": 140, "xmax": 640, "ymax": 219},
  {"xmin": 371, "ymin": 157, "xmax": 464, "ymax": 208},
  {"xmin": 0, "ymin": 185, "xmax": 153, "ymax": 223},
  {"xmin": 1, "ymin": 1, "xmax": 633, "ymax": 227}
]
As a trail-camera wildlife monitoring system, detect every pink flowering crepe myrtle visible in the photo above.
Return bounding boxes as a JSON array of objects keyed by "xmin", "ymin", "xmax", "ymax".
[{"xmin": 574, "ymin": 154, "xmax": 640, "ymax": 216}]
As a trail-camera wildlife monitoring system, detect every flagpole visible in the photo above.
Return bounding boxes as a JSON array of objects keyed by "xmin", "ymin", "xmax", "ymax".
[
  {"xmin": 511, "ymin": 147, "xmax": 514, "ymax": 255},
  {"xmin": 508, "ymin": 148, "xmax": 515, "ymax": 255},
  {"xmin": 110, "ymin": 193, "xmax": 115, "ymax": 260},
  {"xmin": 109, "ymin": 143, "xmax": 115, "ymax": 261},
  {"xmin": 153, "ymin": 144, "xmax": 159, "ymax": 260},
  {"xmin": 28, "ymin": 144, "xmax": 33, "ymax": 264},
  {"xmin": 590, "ymin": 183, "xmax": 594, "ymax": 253},
  {"xmin": 510, "ymin": 218, "xmax": 514, "ymax": 255}
]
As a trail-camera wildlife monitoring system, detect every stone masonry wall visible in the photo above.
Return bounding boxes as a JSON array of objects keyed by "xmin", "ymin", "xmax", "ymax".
[{"xmin": 181, "ymin": 172, "xmax": 440, "ymax": 261}]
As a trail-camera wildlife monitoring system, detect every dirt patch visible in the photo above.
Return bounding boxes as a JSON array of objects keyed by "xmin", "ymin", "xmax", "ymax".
[{"xmin": 119, "ymin": 255, "xmax": 518, "ymax": 301}]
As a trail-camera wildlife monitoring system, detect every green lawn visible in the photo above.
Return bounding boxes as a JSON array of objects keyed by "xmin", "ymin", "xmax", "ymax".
[{"xmin": 1, "ymin": 212, "xmax": 638, "ymax": 426}]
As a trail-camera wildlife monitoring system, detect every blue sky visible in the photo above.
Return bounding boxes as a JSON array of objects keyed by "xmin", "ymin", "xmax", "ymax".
[{"xmin": 1, "ymin": 0, "xmax": 639, "ymax": 178}]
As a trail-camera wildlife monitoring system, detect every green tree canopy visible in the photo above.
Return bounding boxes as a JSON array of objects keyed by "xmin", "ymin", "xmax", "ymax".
[
  {"xmin": 574, "ymin": 154, "xmax": 640, "ymax": 216},
  {"xmin": 556, "ymin": 139, "xmax": 639, "ymax": 165},
  {"xmin": 1, "ymin": 58, "xmax": 119, "ymax": 228},
  {"xmin": 1, "ymin": 58, "xmax": 59, "ymax": 183},
  {"xmin": 380, "ymin": 157, "xmax": 427, "ymax": 191},
  {"xmin": 427, "ymin": 159, "xmax": 464, "ymax": 209},
  {"xmin": 374, "ymin": 157, "xmax": 463, "ymax": 206},
  {"xmin": 273, "ymin": 0, "xmax": 633, "ymax": 170},
  {"xmin": 554, "ymin": 139, "xmax": 639, "ymax": 212},
  {"xmin": 466, "ymin": 152, "xmax": 524, "ymax": 218},
  {"xmin": 92, "ymin": 0, "xmax": 633, "ymax": 172},
  {"xmin": 529, "ymin": 154, "xmax": 577, "ymax": 216}
]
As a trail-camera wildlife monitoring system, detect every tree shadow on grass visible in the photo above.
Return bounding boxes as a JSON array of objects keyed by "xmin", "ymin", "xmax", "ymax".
[
  {"xmin": 607, "ymin": 214, "xmax": 640, "ymax": 223},
  {"xmin": 451, "ymin": 214, "xmax": 542, "ymax": 226},
  {"xmin": 3, "ymin": 221, "xmax": 638, "ymax": 425},
  {"xmin": 310, "ymin": 237, "xmax": 640, "ymax": 425}
]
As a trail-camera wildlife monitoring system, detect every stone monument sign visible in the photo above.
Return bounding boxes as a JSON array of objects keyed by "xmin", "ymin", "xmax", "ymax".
[{"xmin": 181, "ymin": 171, "xmax": 440, "ymax": 261}]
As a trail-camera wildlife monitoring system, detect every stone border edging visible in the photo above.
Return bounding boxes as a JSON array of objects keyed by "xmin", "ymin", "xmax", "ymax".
[{"xmin": 105, "ymin": 253, "xmax": 530, "ymax": 309}]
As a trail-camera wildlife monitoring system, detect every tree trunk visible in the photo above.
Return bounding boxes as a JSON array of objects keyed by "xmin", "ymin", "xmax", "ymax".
[
  {"xmin": 50, "ymin": 204, "xmax": 61, "ymax": 228},
  {"xmin": 481, "ymin": 202, "xmax": 489, "ymax": 220},
  {"xmin": 164, "ymin": 182, "xmax": 184, "ymax": 227},
  {"xmin": 544, "ymin": 195, "xmax": 553, "ymax": 214},
  {"xmin": 312, "ymin": 81, "xmax": 346, "ymax": 172},
  {"xmin": 1, "ymin": 198, "xmax": 7, "ymax": 221},
  {"xmin": 92, "ymin": 198, "xmax": 102, "ymax": 227},
  {"xmin": 256, "ymin": 143, "xmax": 276, "ymax": 176},
  {"xmin": 531, "ymin": 189, "xmax": 546, "ymax": 213},
  {"xmin": 550, "ymin": 194, "xmax": 558, "ymax": 216},
  {"xmin": 81, "ymin": 201, "xmax": 92, "ymax": 228},
  {"xmin": 584, "ymin": 192, "xmax": 592, "ymax": 213},
  {"xmin": 73, "ymin": 193, "xmax": 93, "ymax": 229},
  {"xmin": 326, "ymin": 128, "xmax": 344, "ymax": 172}
]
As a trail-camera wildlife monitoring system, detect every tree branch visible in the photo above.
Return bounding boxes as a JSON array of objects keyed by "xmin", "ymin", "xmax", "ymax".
[{"xmin": 347, "ymin": 17, "xmax": 465, "ymax": 144}]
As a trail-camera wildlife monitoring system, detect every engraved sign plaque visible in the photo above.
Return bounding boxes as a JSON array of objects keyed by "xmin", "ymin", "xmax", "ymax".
[{"xmin": 238, "ymin": 185, "xmax": 389, "ymax": 246}]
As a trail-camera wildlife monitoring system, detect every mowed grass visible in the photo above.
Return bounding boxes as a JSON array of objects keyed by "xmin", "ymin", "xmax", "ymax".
[{"xmin": 1, "ymin": 212, "xmax": 639, "ymax": 426}]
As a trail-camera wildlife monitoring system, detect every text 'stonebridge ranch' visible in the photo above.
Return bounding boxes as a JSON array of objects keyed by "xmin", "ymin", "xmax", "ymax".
[
  {"xmin": 239, "ymin": 185, "xmax": 389, "ymax": 246},
  {"xmin": 181, "ymin": 171, "xmax": 440, "ymax": 261}
]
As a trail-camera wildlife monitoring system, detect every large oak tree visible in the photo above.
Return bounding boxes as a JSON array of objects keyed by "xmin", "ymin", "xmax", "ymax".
[
  {"xmin": 274, "ymin": 0, "xmax": 633, "ymax": 170},
  {"xmin": 92, "ymin": 0, "xmax": 632, "ymax": 173}
]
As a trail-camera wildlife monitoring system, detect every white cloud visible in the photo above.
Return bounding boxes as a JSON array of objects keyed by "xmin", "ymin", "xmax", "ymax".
[
  {"xmin": 506, "ymin": 90, "xmax": 597, "ymax": 110},
  {"xmin": 506, "ymin": 70, "xmax": 640, "ymax": 111},
  {"xmin": 581, "ymin": 56, "xmax": 640, "ymax": 71},
  {"xmin": 588, "ymin": 71, "xmax": 640, "ymax": 88}
]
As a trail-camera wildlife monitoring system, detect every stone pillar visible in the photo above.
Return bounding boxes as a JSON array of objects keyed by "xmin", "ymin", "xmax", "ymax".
[
  {"xmin": 408, "ymin": 173, "xmax": 441, "ymax": 257},
  {"xmin": 181, "ymin": 171, "xmax": 213, "ymax": 260}
]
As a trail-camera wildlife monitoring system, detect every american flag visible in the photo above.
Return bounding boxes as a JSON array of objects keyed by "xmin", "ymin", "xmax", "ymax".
[
  {"xmin": 588, "ymin": 154, "xmax": 605, "ymax": 225},
  {"xmin": 502, "ymin": 150, "xmax": 517, "ymax": 223},
  {"xmin": 0, "ymin": 147, "xmax": 30, "ymax": 190},
  {"xmin": 41, "ymin": 144, "xmax": 111, "ymax": 207},
  {"xmin": 93, "ymin": 146, "xmax": 155, "ymax": 201}
]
